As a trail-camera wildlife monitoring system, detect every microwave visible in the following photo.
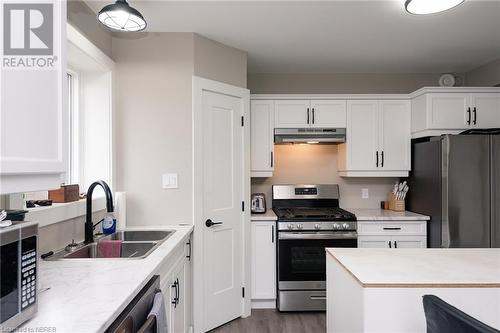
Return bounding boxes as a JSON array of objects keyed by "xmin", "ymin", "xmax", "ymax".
[{"xmin": 0, "ymin": 222, "xmax": 38, "ymax": 330}]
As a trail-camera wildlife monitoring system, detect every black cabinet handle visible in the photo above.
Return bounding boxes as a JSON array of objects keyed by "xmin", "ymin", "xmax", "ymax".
[
  {"xmin": 466, "ymin": 107, "xmax": 471, "ymax": 125},
  {"xmin": 172, "ymin": 279, "xmax": 179, "ymax": 307},
  {"xmin": 205, "ymin": 219, "xmax": 223, "ymax": 227},
  {"xmin": 307, "ymin": 108, "xmax": 310, "ymax": 124},
  {"xmin": 271, "ymin": 151, "xmax": 273, "ymax": 168},
  {"xmin": 376, "ymin": 151, "xmax": 379, "ymax": 167},
  {"xmin": 186, "ymin": 240, "xmax": 191, "ymax": 261},
  {"xmin": 271, "ymin": 225, "xmax": 275, "ymax": 243},
  {"xmin": 473, "ymin": 107, "xmax": 477, "ymax": 125},
  {"xmin": 394, "ymin": 241, "xmax": 398, "ymax": 248},
  {"xmin": 312, "ymin": 108, "xmax": 315, "ymax": 124},
  {"xmin": 383, "ymin": 227, "xmax": 402, "ymax": 230},
  {"xmin": 388, "ymin": 241, "xmax": 392, "ymax": 248},
  {"xmin": 381, "ymin": 151, "xmax": 384, "ymax": 167}
]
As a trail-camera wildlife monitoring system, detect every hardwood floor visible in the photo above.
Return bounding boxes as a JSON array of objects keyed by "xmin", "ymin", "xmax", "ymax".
[{"xmin": 208, "ymin": 310, "xmax": 326, "ymax": 333}]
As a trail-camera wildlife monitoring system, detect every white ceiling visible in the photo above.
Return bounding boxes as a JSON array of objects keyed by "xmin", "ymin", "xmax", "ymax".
[{"xmin": 85, "ymin": 1, "xmax": 500, "ymax": 74}]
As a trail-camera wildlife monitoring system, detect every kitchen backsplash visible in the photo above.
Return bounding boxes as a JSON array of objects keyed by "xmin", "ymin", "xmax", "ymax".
[{"xmin": 251, "ymin": 145, "xmax": 398, "ymax": 208}]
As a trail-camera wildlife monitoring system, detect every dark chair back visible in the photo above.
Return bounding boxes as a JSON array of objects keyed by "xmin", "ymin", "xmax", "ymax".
[{"xmin": 422, "ymin": 295, "xmax": 500, "ymax": 333}]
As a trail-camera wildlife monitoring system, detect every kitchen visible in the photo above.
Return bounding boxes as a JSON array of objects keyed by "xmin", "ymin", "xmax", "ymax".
[{"xmin": 1, "ymin": 0, "xmax": 499, "ymax": 333}]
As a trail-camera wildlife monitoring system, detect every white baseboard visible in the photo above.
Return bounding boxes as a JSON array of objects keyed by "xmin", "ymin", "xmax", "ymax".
[{"xmin": 251, "ymin": 299, "xmax": 276, "ymax": 309}]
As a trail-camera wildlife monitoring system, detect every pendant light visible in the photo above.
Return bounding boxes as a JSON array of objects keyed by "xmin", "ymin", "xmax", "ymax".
[
  {"xmin": 98, "ymin": 0, "xmax": 147, "ymax": 32},
  {"xmin": 405, "ymin": 0, "xmax": 464, "ymax": 14}
]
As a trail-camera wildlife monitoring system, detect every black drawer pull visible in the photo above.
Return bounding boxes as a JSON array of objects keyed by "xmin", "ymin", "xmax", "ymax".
[{"xmin": 383, "ymin": 227, "xmax": 402, "ymax": 230}]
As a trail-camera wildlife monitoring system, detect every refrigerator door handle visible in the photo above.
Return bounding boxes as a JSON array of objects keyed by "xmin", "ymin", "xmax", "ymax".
[{"xmin": 441, "ymin": 136, "xmax": 451, "ymax": 248}]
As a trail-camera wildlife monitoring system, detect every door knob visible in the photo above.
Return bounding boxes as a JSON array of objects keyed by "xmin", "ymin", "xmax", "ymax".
[{"xmin": 205, "ymin": 219, "xmax": 223, "ymax": 227}]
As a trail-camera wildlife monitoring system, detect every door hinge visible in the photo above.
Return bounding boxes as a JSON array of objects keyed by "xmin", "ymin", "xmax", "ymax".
[
  {"xmin": 242, "ymin": 201, "xmax": 245, "ymax": 212},
  {"xmin": 241, "ymin": 116, "xmax": 244, "ymax": 127},
  {"xmin": 242, "ymin": 287, "xmax": 245, "ymax": 298}
]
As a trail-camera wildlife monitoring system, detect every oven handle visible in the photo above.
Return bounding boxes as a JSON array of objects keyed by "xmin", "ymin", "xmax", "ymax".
[{"xmin": 278, "ymin": 232, "xmax": 357, "ymax": 240}]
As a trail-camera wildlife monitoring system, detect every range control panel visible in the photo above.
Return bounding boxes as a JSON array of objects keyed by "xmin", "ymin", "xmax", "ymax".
[
  {"xmin": 295, "ymin": 188, "xmax": 317, "ymax": 196},
  {"xmin": 278, "ymin": 221, "xmax": 357, "ymax": 231}
]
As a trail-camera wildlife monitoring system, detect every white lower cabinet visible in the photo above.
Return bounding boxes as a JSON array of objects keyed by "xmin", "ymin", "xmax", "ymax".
[
  {"xmin": 158, "ymin": 236, "xmax": 192, "ymax": 333},
  {"xmin": 251, "ymin": 221, "xmax": 276, "ymax": 308},
  {"xmin": 357, "ymin": 221, "xmax": 427, "ymax": 248}
]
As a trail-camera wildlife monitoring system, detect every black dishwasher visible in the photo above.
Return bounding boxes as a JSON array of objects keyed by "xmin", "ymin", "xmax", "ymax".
[{"xmin": 106, "ymin": 275, "xmax": 161, "ymax": 333}]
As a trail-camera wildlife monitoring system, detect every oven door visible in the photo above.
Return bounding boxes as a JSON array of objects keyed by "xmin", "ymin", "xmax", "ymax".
[{"xmin": 277, "ymin": 231, "xmax": 357, "ymax": 288}]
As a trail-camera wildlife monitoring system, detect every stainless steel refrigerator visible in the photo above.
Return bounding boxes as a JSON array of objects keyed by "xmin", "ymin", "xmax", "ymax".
[{"xmin": 407, "ymin": 131, "xmax": 500, "ymax": 248}]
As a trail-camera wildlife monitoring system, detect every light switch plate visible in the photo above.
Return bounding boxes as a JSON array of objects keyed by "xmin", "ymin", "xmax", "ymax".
[
  {"xmin": 361, "ymin": 188, "xmax": 369, "ymax": 199},
  {"xmin": 162, "ymin": 173, "xmax": 178, "ymax": 189}
]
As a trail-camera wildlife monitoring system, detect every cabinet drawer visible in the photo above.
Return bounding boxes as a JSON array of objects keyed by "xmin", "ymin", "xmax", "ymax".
[{"xmin": 357, "ymin": 221, "xmax": 426, "ymax": 236}]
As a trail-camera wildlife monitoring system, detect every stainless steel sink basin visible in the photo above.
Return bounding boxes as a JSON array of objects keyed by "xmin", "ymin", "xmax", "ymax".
[
  {"xmin": 64, "ymin": 242, "xmax": 156, "ymax": 259},
  {"xmin": 44, "ymin": 229, "xmax": 175, "ymax": 261},
  {"xmin": 102, "ymin": 230, "xmax": 174, "ymax": 242}
]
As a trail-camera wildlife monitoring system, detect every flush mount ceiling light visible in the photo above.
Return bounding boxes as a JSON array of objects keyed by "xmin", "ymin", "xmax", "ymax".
[
  {"xmin": 98, "ymin": 0, "xmax": 146, "ymax": 32},
  {"xmin": 405, "ymin": 0, "xmax": 465, "ymax": 14}
]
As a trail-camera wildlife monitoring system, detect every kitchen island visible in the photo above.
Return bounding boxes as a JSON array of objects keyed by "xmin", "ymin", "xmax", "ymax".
[{"xmin": 326, "ymin": 248, "xmax": 500, "ymax": 333}]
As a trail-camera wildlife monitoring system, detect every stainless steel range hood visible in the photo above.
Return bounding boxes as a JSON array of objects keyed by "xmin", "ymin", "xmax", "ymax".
[{"xmin": 274, "ymin": 128, "xmax": 346, "ymax": 144}]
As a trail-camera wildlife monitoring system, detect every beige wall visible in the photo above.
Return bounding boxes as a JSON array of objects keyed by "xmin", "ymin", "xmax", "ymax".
[
  {"xmin": 252, "ymin": 145, "xmax": 396, "ymax": 209},
  {"xmin": 112, "ymin": 33, "xmax": 195, "ymax": 226},
  {"xmin": 465, "ymin": 58, "xmax": 500, "ymax": 87},
  {"xmin": 194, "ymin": 34, "xmax": 247, "ymax": 88},
  {"xmin": 248, "ymin": 73, "xmax": 443, "ymax": 94},
  {"xmin": 67, "ymin": 0, "xmax": 113, "ymax": 59}
]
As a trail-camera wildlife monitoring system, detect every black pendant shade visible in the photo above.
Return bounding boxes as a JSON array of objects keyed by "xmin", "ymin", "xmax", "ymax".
[{"xmin": 98, "ymin": 0, "xmax": 146, "ymax": 32}]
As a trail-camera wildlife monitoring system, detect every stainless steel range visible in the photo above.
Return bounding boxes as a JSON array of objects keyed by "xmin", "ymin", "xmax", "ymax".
[{"xmin": 273, "ymin": 184, "xmax": 357, "ymax": 312}]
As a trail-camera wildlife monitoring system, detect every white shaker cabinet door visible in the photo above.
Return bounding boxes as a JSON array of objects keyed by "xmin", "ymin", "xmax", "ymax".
[
  {"xmin": 310, "ymin": 100, "xmax": 347, "ymax": 128},
  {"xmin": 346, "ymin": 100, "xmax": 379, "ymax": 171},
  {"xmin": 379, "ymin": 100, "xmax": 411, "ymax": 171},
  {"xmin": 392, "ymin": 236, "xmax": 427, "ymax": 248},
  {"xmin": 470, "ymin": 93, "xmax": 500, "ymax": 128},
  {"xmin": 426, "ymin": 93, "xmax": 470, "ymax": 129},
  {"xmin": 251, "ymin": 221, "xmax": 276, "ymax": 300},
  {"xmin": 274, "ymin": 100, "xmax": 310, "ymax": 128},
  {"xmin": 251, "ymin": 100, "xmax": 274, "ymax": 177},
  {"xmin": 0, "ymin": 1, "xmax": 68, "ymax": 193},
  {"xmin": 357, "ymin": 236, "xmax": 391, "ymax": 248}
]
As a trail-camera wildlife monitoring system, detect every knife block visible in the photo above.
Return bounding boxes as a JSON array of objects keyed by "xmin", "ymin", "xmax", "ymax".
[{"xmin": 388, "ymin": 192, "xmax": 405, "ymax": 211}]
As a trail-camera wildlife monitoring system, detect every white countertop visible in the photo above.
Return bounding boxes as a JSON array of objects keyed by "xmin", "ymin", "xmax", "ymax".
[
  {"xmin": 251, "ymin": 210, "xmax": 277, "ymax": 221},
  {"xmin": 21, "ymin": 225, "xmax": 193, "ymax": 333},
  {"xmin": 347, "ymin": 208, "xmax": 429, "ymax": 221},
  {"xmin": 327, "ymin": 248, "xmax": 500, "ymax": 288}
]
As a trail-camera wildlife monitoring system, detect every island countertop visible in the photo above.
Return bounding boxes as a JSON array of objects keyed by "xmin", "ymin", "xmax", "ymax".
[{"xmin": 326, "ymin": 248, "xmax": 500, "ymax": 288}]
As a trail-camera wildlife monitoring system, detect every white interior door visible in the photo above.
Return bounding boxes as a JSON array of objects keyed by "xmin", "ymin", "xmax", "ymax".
[{"xmin": 202, "ymin": 90, "xmax": 244, "ymax": 332}]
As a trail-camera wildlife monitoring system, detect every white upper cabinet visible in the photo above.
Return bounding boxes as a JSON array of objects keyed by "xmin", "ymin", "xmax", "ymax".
[
  {"xmin": 411, "ymin": 87, "xmax": 500, "ymax": 138},
  {"xmin": 426, "ymin": 93, "xmax": 470, "ymax": 129},
  {"xmin": 0, "ymin": 1, "xmax": 67, "ymax": 194},
  {"xmin": 275, "ymin": 100, "xmax": 310, "ymax": 127},
  {"xmin": 343, "ymin": 100, "xmax": 379, "ymax": 171},
  {"xmin": 380, "ymin": 100, "xmax": 411, "ymax": 171},
  {"xmin": 470, "ymin": 93, "xmax": 500, "ymax": 128},
  {"xmin": 338, "ymin": 100, "xmax": 411, "ymax": 177},
  {"xmin": 274, "ymin": 99, "xmax": 347, "ymax": 128},
  {"xmin": 251, "ymin": 100, "xmax": 274, "ymax": 177},
  {"xmin": 310, "ymin": 100, "xmax": 347, "ymax": 128}
]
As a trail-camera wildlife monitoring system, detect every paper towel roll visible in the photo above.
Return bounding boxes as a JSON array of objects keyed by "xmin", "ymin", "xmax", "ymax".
[{"xmin": 114, "ymin": 192, "xmax": 126, "ymax": 230}]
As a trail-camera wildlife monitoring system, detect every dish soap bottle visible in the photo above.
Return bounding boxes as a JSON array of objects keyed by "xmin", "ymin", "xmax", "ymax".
[{"xmin": 102, "ymin": 212, "xmax": 117, "ymax": 235}]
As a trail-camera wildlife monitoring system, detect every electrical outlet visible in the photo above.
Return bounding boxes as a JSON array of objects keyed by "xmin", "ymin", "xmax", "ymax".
[{"xmin": 361, "ymin": 188, "xmax": 369, "ymax": 199}]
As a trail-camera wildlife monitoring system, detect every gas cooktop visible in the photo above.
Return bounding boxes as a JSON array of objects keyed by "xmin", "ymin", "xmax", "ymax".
[{"xmin": 273, "ymin": 207, "xmax": 356, "ymax": 222}]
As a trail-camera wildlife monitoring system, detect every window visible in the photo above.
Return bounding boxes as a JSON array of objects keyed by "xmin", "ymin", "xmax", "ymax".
[{"xmin": 67, "ymin": 70, "xmax": 79, "ymax": 185}]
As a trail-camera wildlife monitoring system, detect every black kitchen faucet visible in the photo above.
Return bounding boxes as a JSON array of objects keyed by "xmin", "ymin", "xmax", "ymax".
[{"xmin": 85, "ymin": 180, "xmax": 114, "ymax": 243}]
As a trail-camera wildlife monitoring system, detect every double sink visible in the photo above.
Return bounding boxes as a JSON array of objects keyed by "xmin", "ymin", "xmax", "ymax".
[{"xmin": 45, "ymin": 230, "xmax": 175, "ymax": 261}]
